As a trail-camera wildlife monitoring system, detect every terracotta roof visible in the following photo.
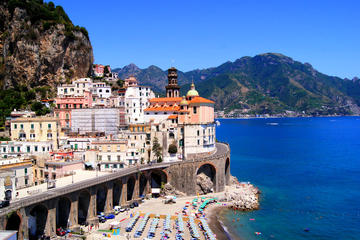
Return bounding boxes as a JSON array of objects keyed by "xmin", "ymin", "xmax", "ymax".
[
  {"xmin": 149, "ymin": 97, "xmax": 182, "ymax": 103},
  {"xmin": 189, "ymin": 96, "xmax": 215, "ymax": 104},
  {"xmin": 144, "ymin": 105, "xmax": 180, "ymax": 112},
  {"xmin": 168, "ymin": 115, "xmax": 178, "ymax": 119}
]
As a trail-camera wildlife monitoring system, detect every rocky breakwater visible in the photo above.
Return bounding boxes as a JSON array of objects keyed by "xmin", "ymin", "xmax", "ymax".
[{"xmin": 219, "ymin": 176, "xmax": 260, "ymax": 211}]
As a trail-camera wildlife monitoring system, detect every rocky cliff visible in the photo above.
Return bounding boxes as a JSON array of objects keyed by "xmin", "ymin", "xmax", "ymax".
[{"xmin": 0, "ymin": 1, "xmax": 93, "ymax": 89}]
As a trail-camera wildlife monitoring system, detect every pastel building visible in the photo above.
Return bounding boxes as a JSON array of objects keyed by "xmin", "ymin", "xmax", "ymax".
[
  {"xmin": 10, "ymin": 117, "xmax": 60, "ymax": 149},
  {"xmin": 144, "ymin": 67, "xmax": 216, "ymax": 161},
  {"xmin": 44, "ymin": 160, "xmax": 84, "ymax": 180},
  {"xmin": 0, "ymin": 141, "xmax": 53, "ymax": 158},
  {"xmin": 90, "ymin": 137, "xmax": 127, "ymax": 171},
  {"xmin": 54, "ymin": 91, "xmax": 93, "ymax": 129},
  {"xmin": 57, "ymin": 78, "xmax": 92, "ymax": 97}
]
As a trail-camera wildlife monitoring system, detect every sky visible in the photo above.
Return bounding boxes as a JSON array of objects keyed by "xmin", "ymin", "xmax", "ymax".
[{"xmin": 50, "ymin": 0, "xmax": 360, "ymax": 78}]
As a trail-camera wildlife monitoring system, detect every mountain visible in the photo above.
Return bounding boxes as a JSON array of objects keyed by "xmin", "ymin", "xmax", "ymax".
[
  {"xmin": 113, "ymin": 53, "xmax": 360, "ymax": 116},
  {"xmin": 0, "ymin": 0, "xmax": 93, "ymax": 89},
  {"xmin": 0, "ymin": 0, "xmax": 93, "ymax": 126}
]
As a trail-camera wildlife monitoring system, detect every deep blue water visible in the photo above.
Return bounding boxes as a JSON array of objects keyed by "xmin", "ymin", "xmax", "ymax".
[{"xmin": 216, "ymin": 117, "xmax": 360, "ymax": 240}]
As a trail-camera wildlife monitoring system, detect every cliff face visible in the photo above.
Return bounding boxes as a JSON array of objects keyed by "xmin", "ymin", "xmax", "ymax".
[{"xmin": 0, "ymin": 3, "xmax": 93, "ymax": 89}]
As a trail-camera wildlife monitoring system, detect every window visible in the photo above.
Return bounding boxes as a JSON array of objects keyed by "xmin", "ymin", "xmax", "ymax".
[
  {"xmin": 105, "ymin": 164, "xmax": 109, "ymax": 168},
  {"xmin": 53, "ymin": 166, "xmax": 56, "ymax": 170},
  {"xmin": 20, "ymin": 124, "xmax": 24, "ymax": 129},
  {"xmin": 11, "ymin": 147, "xmax": 14, "ymax": 152},
  {"xmin": 80, "ymin": 104, "xmax": 83, "ymax": 109},
  {"xmin": 193, "ymin": 107, "xmax": 197, "ymax": 114},
  {"xmin": 25, "ymin": 179, "xmax": 28, "ymax": 185},
  {"xmin": 197, "ymin": 130, "xmax": 200, "ymax": 136},
  {"xmin": 47, "ymin": 133, "xmax": 52, "ymax": 139},
  {"xmin": 26, "ymin": 146, "xmax": 30, "ymax": 152},
  {"xmin": 35, "ymin": 146, "xmax": 38, "ymax": 152},
  {"xmin": 42, "ymin": 147, "xmax": 46, "ymax": 151},
  {"xmin": 113, "ymin": 164, "xmax": 117, "ymax": 168},
  {"xmin": 117, "ymin": 145, "xmax": 120, "ymax": 152},
  {"xmin": 74, "ymin": 104, "xmax": 76, "ymax": 109},
  {"xmin": 30, "ymin": 134, "xmax": 35, "ymax": 139},
  {"xmin": 14, "ymin": 124, "xmax": 17, "ymax": 129},
  {"xmin": 107, "ymin": 155, "xmax": 111, "ymax": 161},
  {"xmin": 17, "ymin": 146, "xmax": 20, "ymax": 152},
  {"xmin": 107, "ymin": 145, "xmax": 111, "ymax": 152},
  {"xmin": 25, "ymin": 168, "xmax": 27, "ymax": 174},
  {"xmin": 197, "ymin": 139, "xmax": 200, "ymax": 145},
  {"xmin": 31, "ymin": 124, "xmax": 34, "ymax": 129},
  {"xmin": 48, "ymin": 124, "xmax": 51, "ymax": 129},
  {"xmin": 117, "ymin": 155, "xmax": 121, "ymax": 161},
  {"xmin": 98, "ymin": 155, "xmax": 102, "ymax": 161},
  {"xmin": 19, "ymin": 133, "xmax": 26, "ymax": 139},
  {"xmin": 66, "ymin": 104, "xmax": 68, "ymax": 109}
]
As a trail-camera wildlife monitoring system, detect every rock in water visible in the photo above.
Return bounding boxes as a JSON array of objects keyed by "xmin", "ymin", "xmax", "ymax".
[{"xmin": 196, "ymin": 173, "xmax": 214, "ymax": 194}]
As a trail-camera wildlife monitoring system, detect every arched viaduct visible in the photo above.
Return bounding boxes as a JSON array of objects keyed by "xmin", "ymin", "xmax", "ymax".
[{"xmin": 0, "ymin": 143, "xmax": 230, "ymax": 239}]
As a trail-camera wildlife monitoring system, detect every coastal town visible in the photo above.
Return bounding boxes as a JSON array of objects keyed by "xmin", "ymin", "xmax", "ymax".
[{"xmin": 0, "ymin": 65, "xmax": 259, "ymax": 239}]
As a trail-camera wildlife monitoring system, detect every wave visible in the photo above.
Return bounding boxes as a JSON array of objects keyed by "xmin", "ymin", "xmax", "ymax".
[{"xmin": 266, "ymin": 122, "xmax": 279, "ymax": 126}]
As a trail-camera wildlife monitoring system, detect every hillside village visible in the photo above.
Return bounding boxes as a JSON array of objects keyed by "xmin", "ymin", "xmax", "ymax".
[{"xmin": 0, "ymin": 65, "xmax": 217, "ymax": 201}]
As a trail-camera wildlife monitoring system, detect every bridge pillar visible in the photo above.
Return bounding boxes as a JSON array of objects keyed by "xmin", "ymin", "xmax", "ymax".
[
  {"xmin": 45, "ymin": 200, "xmax": 56, "ymax": 238},
  {"xmin": 69, "ymin": 192, "xmax": 79, "ymax": 229},
  {"xmin": 134, "ymin": 173, "xmax": 139, "ymax": 200},
  {"xmin": 88, "ymin": 186, "xmax": 98, "ymax": 224},
  {"xmin": 19, "ymin": 208, "xmax": 28, "ymax": 240},
  {"xmin": 121, "ymin": 177, "xmax": 127, "ymax": 205},
  {"xmin": 105, "ymin": 182, "xmax": 113, "ymax": 214}
]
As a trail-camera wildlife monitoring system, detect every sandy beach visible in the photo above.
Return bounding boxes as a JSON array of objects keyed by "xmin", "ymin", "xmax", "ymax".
[
  {"xmin": 82, "ymin": 183, "xmax": 259, "ymax": 240},
  {"xmin": 84, "ymin": 187, "xmax": 236, "ymax": 240}
]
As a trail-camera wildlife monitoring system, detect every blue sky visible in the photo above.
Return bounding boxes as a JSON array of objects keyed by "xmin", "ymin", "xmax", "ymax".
[{"xmin": 51, "ymin": 0, "xmax": 359, "ymax": 78}]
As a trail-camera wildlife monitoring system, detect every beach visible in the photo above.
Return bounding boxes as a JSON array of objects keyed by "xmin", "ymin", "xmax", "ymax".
[{"xmin": 83, "ymin": 183, "xmax": 259, "ymax": 240}]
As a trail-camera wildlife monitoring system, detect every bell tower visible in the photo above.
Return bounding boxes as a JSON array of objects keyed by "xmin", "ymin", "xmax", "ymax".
[{"xmin": 165, "ymin": 67, "xmax": 180, "ymax": 98}]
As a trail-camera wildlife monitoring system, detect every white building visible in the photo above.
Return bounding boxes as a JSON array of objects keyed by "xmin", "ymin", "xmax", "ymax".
[
  {"xmin": 0, "ymin": 170, "xmax": 16, "ymax": 201},
  {"xmin": 0, "ymin": 141, "xmax": 53, "ymax": 158},
  {"xmin": 124, "ymin": 77, "xmax": 155, "ymax": 124},
  {"xmin": 57, "ymin": 78, "xmax": 92, "ymax": 97},
  {"xmin": 91, "ymin": 82, "xmax": 112, "ymax": 99}
]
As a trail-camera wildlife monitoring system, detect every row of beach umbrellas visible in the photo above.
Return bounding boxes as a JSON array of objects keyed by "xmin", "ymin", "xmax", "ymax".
[
  {"xmin": 200, "ymin": 218, "xmax": 216, "ymax": 240},
  {"xmin": 188, "ymin": 216, "xmax": 201, "ymax": 239},
  {"xmin": 134, "ymin": 213, "xmax": 150, "ymax": 238},
  {"xmin": 125, "ymin": 212, "xmax": 140, "ymax": 232},
  {"xmin": 147, "ymin": 214, "xmax": 160, "ymax": 239}
]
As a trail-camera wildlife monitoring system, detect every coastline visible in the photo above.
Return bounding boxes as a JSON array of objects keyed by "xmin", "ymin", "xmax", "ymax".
[
  {"xmin": 215, "ymin": 115, "xmax": 360, "ymax": 120},
  {"xmin": 206, "ymin": 204, "xmax": 242, "ymax": 240}
]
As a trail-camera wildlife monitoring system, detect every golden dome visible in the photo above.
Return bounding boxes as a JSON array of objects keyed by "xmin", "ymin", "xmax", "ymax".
[{"xmin": 186, "ymin": 83, "xmax": 199, "ymax": 97}]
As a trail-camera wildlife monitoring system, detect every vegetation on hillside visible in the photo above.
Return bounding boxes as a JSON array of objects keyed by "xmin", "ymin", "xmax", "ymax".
[
  {"xmin": 0, "ymin": 86, "xmax": 51, "ymax": 126},
  {"xmin": 6, "ymin": 0, "xmax": 89, "ymax": 39}
]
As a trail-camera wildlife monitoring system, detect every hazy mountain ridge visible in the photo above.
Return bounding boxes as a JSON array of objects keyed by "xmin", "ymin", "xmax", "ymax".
[{"xmin": 113, "ymin": 53, "xmax": 360, "ymax": 116}]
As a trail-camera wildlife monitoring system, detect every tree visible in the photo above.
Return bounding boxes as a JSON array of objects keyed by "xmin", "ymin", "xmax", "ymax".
[
  {"xmin": 168, "ymin": 142, "xmax": 177, "ymax": 154},
  {"xmin": 152, "ymin": 137, "xmax": 162, "ymax": 163}
]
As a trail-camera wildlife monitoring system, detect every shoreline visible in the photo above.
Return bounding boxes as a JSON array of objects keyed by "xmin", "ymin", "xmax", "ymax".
[
  {"xmin": 215, "ymin": 115, "xmax": 360, "ymax": 120},
  {"xmin": 206, "ymin": 204, "xmax": 245, "ymax": 240}
]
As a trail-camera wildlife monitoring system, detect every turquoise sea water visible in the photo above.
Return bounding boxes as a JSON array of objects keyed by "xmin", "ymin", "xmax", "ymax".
[{"xmin": 216, "ymin": 117, "xmax": 360, "ymax": 240}]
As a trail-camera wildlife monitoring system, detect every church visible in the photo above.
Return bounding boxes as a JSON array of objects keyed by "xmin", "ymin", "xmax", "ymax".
[{"xmin": 144, "ymin": 67, "xmax": 216, "ymax": 161}]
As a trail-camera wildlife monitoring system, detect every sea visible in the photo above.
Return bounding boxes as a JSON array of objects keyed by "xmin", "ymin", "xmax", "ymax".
[{"xmin": 215, "ymin": 117, "xmax": 360, "ymax": 240}]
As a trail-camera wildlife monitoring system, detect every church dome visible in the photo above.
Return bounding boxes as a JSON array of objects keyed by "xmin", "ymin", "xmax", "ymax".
[
  {"xmin": 186, "ymin": 83, "xmax": 199, "ymax": 97},
  {"xmin": 180, "ymin": 96, "xmax": 189, "ymax": 105}
]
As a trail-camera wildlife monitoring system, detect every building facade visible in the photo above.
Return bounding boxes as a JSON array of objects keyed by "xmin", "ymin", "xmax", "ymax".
[{"xmin": 10, "ymin": 117, "xmax": 60, "ymax": 149}]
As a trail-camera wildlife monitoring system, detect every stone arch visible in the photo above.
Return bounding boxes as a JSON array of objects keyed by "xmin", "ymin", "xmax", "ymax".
[
  {"xmin": 28, "ymin": 204, "xmax": 48, "ymax": 240},
  {"xmin": 127, "ymin": 176, "xmax": 136, "ymax": 201},
  {"xmin": 6, "ymin": 211, "xmax": 21, "ymax": 235},
  {"xmin": 196, "ymin": 163, "xmax": 217, "ymax": 193},
  {"xmin": 150, "ymin": 170, "xmax": 168, "ymax": 189},
  {"xmin": 56, "ymin": 197, "xmax": 71, "ymax": 229},
  {"xmin": 5, "ymin": 189, "xmax": 12, "ymax": 201},
  {"xmin": 139, "ymin": 173, "xmax": 148, "ymax": 197},
  {"xmin": 78, "ymin": 190, "xmax": 90, "ymax": 225},
  {"xmin": 113, "ymin": 180, "xmax": 122, "ymax": 207},
  {"xmin": 97, "ymin": 185, "xmax": 108, "ymax": 214},
  {"xmin": 225, "ymin": 157, "xmax": 230, "ymax": 185}
]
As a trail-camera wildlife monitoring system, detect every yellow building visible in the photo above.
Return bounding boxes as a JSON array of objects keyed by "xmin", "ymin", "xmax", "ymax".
[
  {"xmin": 91, "ymin": 138, "xmax": 128, "ymax": 170},
  {"xmin": 10, "ymin": 117, "xmax": 60, "ymax": 149}
]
